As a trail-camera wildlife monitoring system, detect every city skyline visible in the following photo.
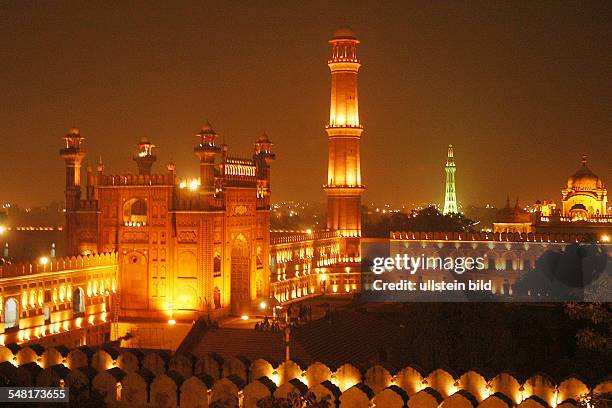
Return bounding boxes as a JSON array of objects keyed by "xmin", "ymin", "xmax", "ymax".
[{"xmin": 1, "ymin": 1, "xmax": 611, "ymax": 208}]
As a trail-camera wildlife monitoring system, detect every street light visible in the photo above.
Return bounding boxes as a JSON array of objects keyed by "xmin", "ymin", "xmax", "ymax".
[{"xmin": 0, "ymin": 225, "xmax": 6, "ymax": 235}]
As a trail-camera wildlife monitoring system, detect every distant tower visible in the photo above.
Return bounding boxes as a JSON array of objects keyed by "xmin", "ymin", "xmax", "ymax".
[
  {"xmin": 324, "ymin": 27, "xmax": 364, "ymax": 242},
  {"xmin": 443, "ymin": 144, "xmax": 458, "ymax": 215},
  {"xmin": 133, "ymin": 137, "xmax": 157, "ymax": 175},
  {"xmin": 194, "ymin": 122, "xmax": 221, "ymax": 207}
]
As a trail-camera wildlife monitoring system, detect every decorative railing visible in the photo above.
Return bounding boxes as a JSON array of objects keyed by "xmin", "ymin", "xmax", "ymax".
[
  {"xmin": 390, "ymin": 231, "xmax": 605, "ymax": 244},
  {"xmin": 271, "ymin": 230, "xmax": 340, "ymax": 245},
  {"xmin": 98, "ymin": 174, "xmax": 174, "ymax": 186}
]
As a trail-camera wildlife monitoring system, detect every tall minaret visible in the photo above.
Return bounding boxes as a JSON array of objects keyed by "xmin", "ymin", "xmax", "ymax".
[
  {"xmin": 194, "ymin": 122, "xmax": 221, "ymax": 207},
  {"xmin": 60, "ymin": 128, "xmax": 86, "ymax": 255},
  {"xmin": 443, "ymin": 144, "xmax": 458, "ymax": 215},
  {"xmin": 60, "ymin": 128, "xmax": 86, "ymax": 212},
  {"xmin": 324, "ymin": 27, "xmax": 364, "ymax": 243}
]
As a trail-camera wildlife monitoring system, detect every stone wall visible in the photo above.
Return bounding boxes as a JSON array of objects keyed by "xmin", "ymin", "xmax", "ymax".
[{"xmin": 0, "ymin": 344, "xmax": 609, "ymax": 407}]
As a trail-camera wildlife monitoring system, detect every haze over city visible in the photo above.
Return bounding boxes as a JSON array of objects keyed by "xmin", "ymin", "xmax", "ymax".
[{"xmin": 1, "ymin": 1, "xmax": 610, "ymax": 207}]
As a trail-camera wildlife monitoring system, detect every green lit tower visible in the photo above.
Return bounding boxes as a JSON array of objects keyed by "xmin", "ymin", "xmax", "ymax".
[{"xmin": 443, "ymin": 144, "xmax": 458, "ymax": 215}]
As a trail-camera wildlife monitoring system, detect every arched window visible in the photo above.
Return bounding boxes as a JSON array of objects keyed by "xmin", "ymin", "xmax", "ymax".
[
  {"xmin": 73, "ymin": 287, "xmax": 85, "ymax": 315},
  {"xmin": 4, "ymin": 298, "xmax": 18, "ymax": 329},
  {"xmin": 213, "ymin": 287, "xmax": 221, "ymax": 309},
  {"xmin": 123, "ymin": 198, "xmax": 148, "ymax": 226},
  {"xmin": 213, "ymin": 254, "xmax": 221, "ymax": 277}
]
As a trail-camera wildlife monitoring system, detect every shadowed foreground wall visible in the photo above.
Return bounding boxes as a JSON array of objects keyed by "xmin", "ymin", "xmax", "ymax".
[{"xmin": 0, "ymin": 343, "xmax": 609, "ymax": 408}]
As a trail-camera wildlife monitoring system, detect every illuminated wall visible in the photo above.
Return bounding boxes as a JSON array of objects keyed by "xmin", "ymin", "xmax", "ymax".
[{"xmin": 0, "ymin": 252, "xmax": 117, "ymax": 347}]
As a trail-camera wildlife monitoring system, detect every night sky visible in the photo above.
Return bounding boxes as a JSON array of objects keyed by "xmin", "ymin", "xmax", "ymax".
[{"xmin": 1, "ymin": 1, "xmax": 610, "ymax": 208}]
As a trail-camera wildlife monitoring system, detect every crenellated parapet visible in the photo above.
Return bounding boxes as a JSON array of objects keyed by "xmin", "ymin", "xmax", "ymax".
[
  {"xmin": 0, "ymin": 344, "xmax": 607, "ymax": 408},
  {"xmin": 390, "ymin": 230, "xmax": 604, "ymax": 243}
]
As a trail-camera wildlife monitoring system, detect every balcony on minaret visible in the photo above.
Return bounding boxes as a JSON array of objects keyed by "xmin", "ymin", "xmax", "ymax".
[
  {"xmin": 195, "ymin": 122, "xmax": 221, "ymax": 151},
  {"xmin": 328, "ymin": 27, "xmax": 360, "ymax": 64},
  {"xmin": 133, "ymin": 137, "xmax": 157, "ymax": 175},
  {"xmin": 61, "ymin": 127, "xmax": 85, "ymax": 152},
  {"xmin": 327, "ymin": 28, "xmax": 362, "ymax": 129}
]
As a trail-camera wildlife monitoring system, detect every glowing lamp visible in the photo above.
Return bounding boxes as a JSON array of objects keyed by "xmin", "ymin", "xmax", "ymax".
[
  {"xmin": 259, "ymin": 301, "xmax": 267, "ymax": 310},
  {"xmin": 39, "ymin": 256, "xmax": 49, "ymax": 266},
  {"xmin": 167, "ymin": 319, "xmax": 176, "ymax": 325},
  {"xmin": 0, "ymin": 225, "xmax": 5, "ymax": 234},
  {"xmin": 240, "ymin": 315, "xmax": 249, "ymax": 320},
  {"xmin": 602, "ymin": 234, "xmax": 610, "ymax": 243}
]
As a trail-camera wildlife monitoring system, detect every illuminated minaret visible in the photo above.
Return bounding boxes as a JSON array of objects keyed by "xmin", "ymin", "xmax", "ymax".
[
  {"xmin": 60, "ymin": 128, "xmax": 86, "ymax": 255},
  {"xmin": 133, "ymin": 137, "xmax": 157, "ymax": 175},
  {"xmin": 60, "ymin": 128, "xmax": 86, "ymax": 212},
  {"xmin": 194, "ymin": 122, "xmax": 221, "ymax": 206},
  {"xmin": 325, "ymin": 27, "xmax": 364, "ymax": 243},
  {"xmin": 254, "ymin": 132, "xmax": 275, "ymax": 207},
  {"xmin": 443, "ymin": 144, "xmax": 458, "ymax": 215}
]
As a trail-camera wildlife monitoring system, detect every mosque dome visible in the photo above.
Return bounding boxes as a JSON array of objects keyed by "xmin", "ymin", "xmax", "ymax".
[
  {"xmin": 332, "ymin": 27, "xmax": 357, "ymax": 40},
  {"xmin": 495, "ymin": 197, "xmax": 531, "ymax": 224},
  {"xmin": 567, "ymin": 156, "xmax": 603, "ymax": 190}
]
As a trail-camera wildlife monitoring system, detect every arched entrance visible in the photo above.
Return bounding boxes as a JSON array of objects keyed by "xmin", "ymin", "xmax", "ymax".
[
  {"xmin": 230, "ymin": 234, "xmax": 250, "ymax": 315},
  {"xmin": 122, "ymin": 251, "xmax": 148, "ymax": 310},
  {"xmin": 73, "ymin": 287, "xmax": 85, "ymax": 315},
  {"xmin": 4, "ymin": 298, "xmax": 18, "ymax": 330}
]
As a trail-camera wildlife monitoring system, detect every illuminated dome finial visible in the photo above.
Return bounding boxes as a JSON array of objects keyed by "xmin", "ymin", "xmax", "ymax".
[{"xmin": 567, "ymin": 155, "xmax": 601, "ymax": 190}]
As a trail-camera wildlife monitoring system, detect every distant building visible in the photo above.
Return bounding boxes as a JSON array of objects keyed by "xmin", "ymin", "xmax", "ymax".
[
  {"xmin": 561, "ymin": 155, "xmax": 608, "ymax": 219},
  {"xmin": 493, "ymin": 196, "xmax": 533, "ymax": 234},
  {"xmin": 534, "ymin": 156, "xmax": 611, "ymax": 238}
]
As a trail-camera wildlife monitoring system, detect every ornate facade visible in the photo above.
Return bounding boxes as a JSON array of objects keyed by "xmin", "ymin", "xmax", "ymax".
[{"xmin": 60, "ymin": 123, "xmax": 274, "ymax": 320}]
